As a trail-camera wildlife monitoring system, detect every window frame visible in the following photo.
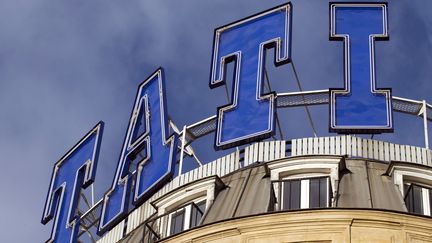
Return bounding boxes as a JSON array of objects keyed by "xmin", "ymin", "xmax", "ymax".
[
  {"xmin": 150, "ymin": 176, "xmax": 224, "ymax": 238},
  {"xmin": 166, "ymin": 198, "xmax": 206, "ymax": 236},
  {"xmin": 168, "ymin": 207, "xmax": 186, "ymax": 236},
  {"xmin": 267, "ymin": 156, "xmax": 345, "ymax": 210},
  {"xmin": 190, "ymin": 200, "xmax": 206, "ymax": 228},
  {"xmin": 277, "ymin": 175, "xmax": 332, "ymax": 210},
  {"xmin": 403, "ymin": 182, "xmax": 431, "ymax": 216}
]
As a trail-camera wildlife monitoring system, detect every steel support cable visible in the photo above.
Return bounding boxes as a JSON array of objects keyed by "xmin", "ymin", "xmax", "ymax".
[
  {"xmin": 264, "ymin": 68, "xmax": 284, "ymax": 140},
  {"xmin": 290, "ymin": 61, "xmax": 318, "ymax": 137}
]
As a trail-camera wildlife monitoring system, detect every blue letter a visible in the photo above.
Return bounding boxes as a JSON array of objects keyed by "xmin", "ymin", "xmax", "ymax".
[{"xmin": 98, "ymin": 68, "xmax": 177, "ymax": 234}]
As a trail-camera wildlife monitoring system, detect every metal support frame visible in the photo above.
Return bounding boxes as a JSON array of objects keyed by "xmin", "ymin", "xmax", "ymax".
[
  {"xmin": 170, "ymin": 120, "xmax": 203, "ymax": 171},
  {"xmin": 421, "ymin": 100, "xmax": 429, "ymax": 149},
  {"xmin": 184, "ymin": 91, "xmax": 432, "ymax": 149},
  {"xmin": 179, "ymin": 125, "xmax": 187, "ymax": 177},
  {"xmin": 77, "ymin": 191, "xmax": 102, "ymax": 242},
  {"xmin": 91, "ymin": 184, "xmax": 95, "ymax": 206}
]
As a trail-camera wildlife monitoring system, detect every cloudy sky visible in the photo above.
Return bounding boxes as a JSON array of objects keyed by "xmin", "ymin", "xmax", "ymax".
[{"xmin": 0, "ymin": 0, "xmax": 431, "ymax": 242}]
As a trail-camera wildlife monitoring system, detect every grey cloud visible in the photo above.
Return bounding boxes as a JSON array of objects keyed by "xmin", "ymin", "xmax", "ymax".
[{"xmin": 0, "ymin": 1, "xmax": 430, "ymax": 242}]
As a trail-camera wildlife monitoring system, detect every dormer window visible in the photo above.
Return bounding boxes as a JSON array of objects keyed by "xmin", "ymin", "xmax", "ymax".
[
  {"xmin": 276, "ymin": 176, "xmax": 331, "ymax": 210},
  {"xmin": 147, "ymin": 176, "xmax": 224, "ymax": 238},
  {"xmin": 309, "ymin": 177, "xmax": 330, "ymax": 208},
  {"xmin": 167, "ymin": 199, "xmax": 206, "ymax": 236},
  {"xmin": 268, "ymin": 156, "xmax": 345, "ymax": 211},
  {"xmin": 386, "ymin": 161, "xmax": 432, "ymax": 216}
]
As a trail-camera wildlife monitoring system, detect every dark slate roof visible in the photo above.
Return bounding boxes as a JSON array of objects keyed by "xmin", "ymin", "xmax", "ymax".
[
  {"xmin": 119, "ymin": 157, "xmax": 414, "ymax": 243},
  {"xmin": 337, "ymin": 159, "xmax": 405, "ymax": 211},
  {"xmin": 204, "ymin": 158, "xmax": 407, "ymax": 224},
  {"xmin": 202, "ymin": 165, "xmax": 272, "ymax": 224}
]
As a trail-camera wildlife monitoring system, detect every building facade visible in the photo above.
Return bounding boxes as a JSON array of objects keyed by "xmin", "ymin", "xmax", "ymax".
[{"xmin": 90, "ymin": 136, "xmax": 432, "ymax": 243}]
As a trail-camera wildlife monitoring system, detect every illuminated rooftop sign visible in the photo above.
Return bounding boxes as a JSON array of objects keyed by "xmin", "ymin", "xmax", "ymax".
[
  {"xmin": 98, "ymin": 68, "xmax": 178, "ymax": 234},
  {"xmin": 42, "ymin": 2, "xmax": 399, "ymax": 242},
  {"xmin": 330, "ymin": 3, "xmax": 393, "ymax": 133},
  {"xmin": 41, "ymin": 122, "xmax": 103, "ymax": 243},
  {"xmin": 210, "ymin": 4, "xmax": 292, "ymax": 149}
]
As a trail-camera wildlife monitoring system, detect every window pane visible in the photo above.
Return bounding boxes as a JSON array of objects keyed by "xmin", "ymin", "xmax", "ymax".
[
  {"xmin": 319, "ymin": 177, "xmax": 328, "ymax": 207},
  {"xmin": 190, "ymin": 201, "xmax": 206, "ymax": 228},
  {"xmin": 413, "ymin": 186, "xmax": 424, "ymax": 214},
  {"xmin": 404, "ymin": 184, "xmax": 412, "ymax": 213},
  {"xmin": 282, "ymin": 180, "xmax": 291, "ymax": 210},
  {"xmin": 309, "ymin": 177, "xmax": 329, "ymax": 208},
  {"xmin": 198, "ymin": 201, "xmax": 206, "ymax": 216},
  {"xmin": 430, "ymin": 189, "xmax": 432, "ymax": 214},
  {"xmin": 283, "ymin": 180, "xmax": 300, "ymax": 210},
  {"xmin": 310, "ymin": 178, "xmax": 320, "ymax": 208},
  {"xmin": 170, "ymin": 210, "xmax": 185, "ymax": 235},
  {"xmin": 405, "ymin": 184, "xmax": 423, "ymax": 215},
  {"xmin": 290, "ymin": 180, "xmax": 300, "ymax": 209}
]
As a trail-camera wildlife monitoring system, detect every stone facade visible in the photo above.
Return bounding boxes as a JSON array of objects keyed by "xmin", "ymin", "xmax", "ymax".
[{"xmin": 163, "ymin": 210, "xmax": 432, "ymax": 243}]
